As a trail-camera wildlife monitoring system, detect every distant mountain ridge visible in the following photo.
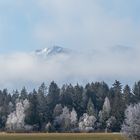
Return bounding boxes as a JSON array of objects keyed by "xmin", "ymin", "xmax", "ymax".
[{"xmin": 33, "ymin": 45, "xmax": 135, "ymax": 60}]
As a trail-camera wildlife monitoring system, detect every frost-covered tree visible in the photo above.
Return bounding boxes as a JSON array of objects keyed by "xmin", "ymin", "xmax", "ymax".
[
  {"xmin": 59, "ymin": 106, "xmax": 71, "ymax": 131},
  {"xmin": 99, "ymin": 97, "xmax": 111, "ymax": 123},
  {"xmin": 53, "ymin": 106, "xmax": 71, "ymax": 131},
  {"xmin": 106, "ymin": 116, "xmax": 116, "ymax": 132},
  {"xmin": 45, "ymin": 122, "xmax": 53, "ymax": 132},
  {"xmin": 78, "ymin": 113, "xmax": 96, "ymax": 132},
  {"xmin": 122, "ymin": 103, "xmax": 140, "ymax": 140},
  {"xmin": 6, "ymin": 99, "xmax": 29, "ymax": 131},
  {"xmin": 53, "ymin": 107, "xmax": 78, "ymax": 132},
  {"xmin": 102, "ymin": 97, "xmax": 111, "ymax": 119},
  {"xmin": 53, "ymin": 104, "xmax": 63, "ymax": 118},
  {"xmin": 86, "ymin": 98, "xmax": 96, "ymax": 116},
  {"xmin": 70, "ymin": 108, "xmax": 77, "ymax": 128}
]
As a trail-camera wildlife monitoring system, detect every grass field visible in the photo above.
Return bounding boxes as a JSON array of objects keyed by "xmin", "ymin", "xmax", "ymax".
[{"xmin": 0, "ymin": 133, "xmax": 127, "ymax": 140}]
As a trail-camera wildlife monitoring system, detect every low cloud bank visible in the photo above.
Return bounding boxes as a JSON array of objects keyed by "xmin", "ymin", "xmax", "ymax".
[{"xmin": 0, "ymin": 47, "xmax": 139, "ymax": 90}]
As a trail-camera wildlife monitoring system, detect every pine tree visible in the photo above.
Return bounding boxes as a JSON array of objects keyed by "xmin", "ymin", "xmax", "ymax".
[
  {"xmin": 47, "ymin": 81, "xmax": 60, "ymax": 122},
  {"xmin": 20, "ymin": 87, "xmax": 28, "ymax": 100},
  {"xmin": 133, "ymin": 81, "xmax": 140, "ymax": 103},
  {"xmin": 111, "ymin": 80, "xmax": 125, "ymax": 131},
  {"xmin": 25, "ymin": 89, "xmax": 40, "ymax": 130},
  {"xmin": 72, "ymin": 84, "xmax": 83, "ymax": 117},
  {"xmin": 123, "ymin": 85, "xmax": 132, "ymax": 105}
]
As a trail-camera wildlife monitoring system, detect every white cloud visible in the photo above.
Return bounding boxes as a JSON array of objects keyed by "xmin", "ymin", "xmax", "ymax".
[{"xmin": 0, "ymin": 48, "xmax": 140, "ymax": 90}]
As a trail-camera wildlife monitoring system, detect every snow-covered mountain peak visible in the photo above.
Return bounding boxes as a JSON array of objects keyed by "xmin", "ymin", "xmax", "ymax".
[{"xmin": 34, "ymin": 46, "xmax": 71, "ymax": 58}]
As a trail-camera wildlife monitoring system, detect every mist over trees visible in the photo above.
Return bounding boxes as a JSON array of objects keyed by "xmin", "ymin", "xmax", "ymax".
[{"xmin": 0, "ymin": 80, "xmax": 139, "ymax": 133}]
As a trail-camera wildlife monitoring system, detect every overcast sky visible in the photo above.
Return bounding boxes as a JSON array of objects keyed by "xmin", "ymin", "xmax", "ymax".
[
  {"xmin": 0, "ymin": 0, "xmax": 140, "ymax": 53},
  {"xmin": 0, "ymin": 0, "xmax": 140, "ymax": 90}
]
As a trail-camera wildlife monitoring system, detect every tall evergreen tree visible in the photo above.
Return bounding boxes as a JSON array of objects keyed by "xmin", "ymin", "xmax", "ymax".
[
  {"xmin": 123, "ymin": 85, "xmax": 132, "ymax": 105},
  {"xmin": 47, "ymin": 81, "xmax": 60, "ymax": 122},
  {"xmin": 111, "ymin": 80, "xmax": 125, "ymax": 131},
  {"xmin": 20, "ymin": 87, "xmax": 28, "ymax": 100},
  {"xmin": 59, "ymin": 84, "xmax": 73, "ymax": 109},
  {"xmin": 133, "ymin": 81, "xmax": 140, "ymax": 103},
  {"xmin": 47, "ymin": 81, "xmax": 60, "ymax": 107},
  {"xmin": 72, "ymin": 84, "xmax": 83, "ymax": 117},
  {"xmin": 25, "ymin": 89, "xmax": 40, "ymax": 131}
]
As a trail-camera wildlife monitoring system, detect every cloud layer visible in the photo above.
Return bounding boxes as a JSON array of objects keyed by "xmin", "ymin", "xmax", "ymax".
[{"xmin": 0, "ymin": 47, "xmax": 139, "ymax": 90}]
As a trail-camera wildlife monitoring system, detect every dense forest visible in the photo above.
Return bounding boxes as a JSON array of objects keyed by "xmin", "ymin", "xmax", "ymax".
[{"xmin": 0, "ymin": 80, "xmax": 140, "ymax": 132}]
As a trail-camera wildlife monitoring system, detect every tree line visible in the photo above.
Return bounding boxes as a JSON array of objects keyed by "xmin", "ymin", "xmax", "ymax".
[{"xmin": 0, "ymin": 80, "xmax": 140, "ymax": 132}]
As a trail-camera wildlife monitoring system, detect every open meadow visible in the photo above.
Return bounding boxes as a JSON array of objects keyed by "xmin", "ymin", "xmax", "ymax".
[{"xmin": 0, "ymin": 133, "xmax": 126, "ymax": 140}]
